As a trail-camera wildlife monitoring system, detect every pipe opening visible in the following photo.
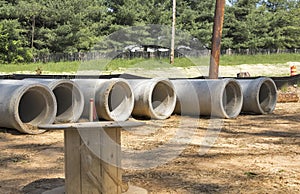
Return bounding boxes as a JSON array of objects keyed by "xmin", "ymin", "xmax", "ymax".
[
  {"xmin": 222, "ymin": 82, "xmax": 242, "ymax": 118},
  {"xmin": 259, "ymin": 81, "xmax": 277, "ymax": 113},
  {"xmin": 53, "ymin": 85, "xmax": 73, "ymax": 118},
  {"xmin": 18, "ymin": 89, "xmax": 49, "ymax": 124},
  {"xmin": 151, "ymin": 82, "xmax": 175, "ymax": 118},
  {"xmin": 108, "ymin": 82, "xmax": 133, "ymax": 120}
]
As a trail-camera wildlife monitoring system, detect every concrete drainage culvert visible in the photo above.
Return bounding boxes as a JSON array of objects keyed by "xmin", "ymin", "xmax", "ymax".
[
  {"xmin": 171, "ymin": 78, "xmax": 243, "ymax": 119},
  {"xmin": 74, "ymin": 78, "xmax": 134, "ymax": 121},
  {"xmin": 25, "ymin": 79, "xmax": 84, "ymax": 123},
  {"xmin": 0, "ymin": 80, "xmax": 56, "ymax": 134},
  {"xmin": 128, "ymin": 78, "xmax": 176, "ymax": 120},
  {"xmin": 238, "ymin": 77, "xmax": 277, "ymax": 114}
]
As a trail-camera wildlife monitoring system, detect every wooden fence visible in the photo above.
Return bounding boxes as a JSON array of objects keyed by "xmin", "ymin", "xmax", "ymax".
[{"xmin": 33, "ymin": 48, "xmax": 299, "ymax": 63}]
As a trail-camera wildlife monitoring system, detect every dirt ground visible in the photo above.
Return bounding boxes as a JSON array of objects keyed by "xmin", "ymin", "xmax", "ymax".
[{"xmin": 0, "ymin": 102, "xmax": 299, "ymax": 194}]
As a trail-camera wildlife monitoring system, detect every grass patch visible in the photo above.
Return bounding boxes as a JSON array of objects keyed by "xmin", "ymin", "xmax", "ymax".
[
  {"xmin": 220, "ymin": 53, "xmax": 300, "ymax": 66},
  {"xmin": 105, "ymin": 57, "xmax": 202, "ymax": 70},
  {"xmin": 244, "ymin": 171, "xmax": 259, "ymax": 178},
  {"xmin": 0, "ymin": 53, "xmax": 299, "ymax": 73},
  {"xmin": 0, "ymin": 61, "xmax": 80, "ymax": 73}
]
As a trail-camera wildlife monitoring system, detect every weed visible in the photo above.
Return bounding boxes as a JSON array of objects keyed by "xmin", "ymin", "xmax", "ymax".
[{"xmin": 244, "ymin": 171, "xmax": 258, "ymax": 178}]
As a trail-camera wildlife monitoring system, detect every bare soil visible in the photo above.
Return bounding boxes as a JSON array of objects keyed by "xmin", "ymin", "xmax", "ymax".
[{"xmin": 0, "ymin": 102, "xmax": 299, "ymax": 194}]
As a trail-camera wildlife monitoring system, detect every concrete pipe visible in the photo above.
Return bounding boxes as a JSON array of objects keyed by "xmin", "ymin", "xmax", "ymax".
[
  {"xmin": 238, "ymin": 77, "xmax": 277, "ymax": 114},
  {"xmin": 25, "ymin": 79, "xmax": 84, "ymax": 123},
  {"xmin": 0, "ymin": 80, "xmax": 57, "ymax": 134},
  {"xmin": 74, "ymin": 78, "xmax": 134, "ymax": 121},
  {"xmin": 171, "ymin": 78, "xmax": 243, "ymax": 119},
  {"xmin": 128, "ymin": 78, "xmax": 176, "ymax": 120}
]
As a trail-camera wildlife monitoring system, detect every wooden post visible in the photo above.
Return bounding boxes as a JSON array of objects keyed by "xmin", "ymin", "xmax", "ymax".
[
  {"xmin": 64, "ymin": 128, "xmax": 121, "ymax": 194},
  {"xmin": 39, "ymin": 122, "xmax": 144, "ymax": 194},
  {"xmin": 209, "ymin": 0, "xmax": 226, "ymax": 79},
  {"xmin": 64, "ymin": 130, "xmax": 82, "ymax": 193}
]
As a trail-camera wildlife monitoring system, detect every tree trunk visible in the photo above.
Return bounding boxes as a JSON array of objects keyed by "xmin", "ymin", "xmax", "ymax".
[{"xmin": 31, "ymin": 16, "xmax": 35, "ymax": 49}]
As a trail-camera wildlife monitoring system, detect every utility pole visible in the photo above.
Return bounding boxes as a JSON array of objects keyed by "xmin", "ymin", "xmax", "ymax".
[
  {"xmin": 170, "ymin": 0, "xmax": 176, "ymax": 64},
  {"xmin": 209, "ymin": 0, "xmax": 226, "ymax": 79}
]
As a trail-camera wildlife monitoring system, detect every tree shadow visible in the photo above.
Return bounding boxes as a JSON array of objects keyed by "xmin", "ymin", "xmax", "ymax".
[
  {"xmin": 0, "ymin": 128, "xmax": 23, "ymax": 135},
  {"xmin": 247, "ymin": 113, "xmax": 300, "ymax": 123},
  {"xmin": 22, "ymin": 178, "xmax": 64, "ymax": 194},
  {"xmin": 8, "ymin": 143, "xmax": 63, "ymax": 152},
  {"xmin": 220, "ymin": 127, "xmax": 300, "ymax": 138},
  {"xmin": 123, "ymin": 171, "xmax": 225, "ymax": 193}
]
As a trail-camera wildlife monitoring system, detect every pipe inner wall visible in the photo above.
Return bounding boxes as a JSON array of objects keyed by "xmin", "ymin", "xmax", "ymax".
[
  {"xmin": 258, "ymin": 80, "xmax": 277, "ymax": 113},
  {"xmin": 52, "ymin": 82, "xmax": 84, "ymax": 122},
  {"xmin": 222, "ymin": 81, "xmax": 243, "ymax": 118},
  {"xmin": 19, "ymin": 89, "xmax": 49, "ymax": 124},
  {"xmin": 150, "ymin": 81, "xmax": 176, "ymax": 119},
  {"xmin": 104, "ymin": 80, "xmax": 134, "ymax": 121}
]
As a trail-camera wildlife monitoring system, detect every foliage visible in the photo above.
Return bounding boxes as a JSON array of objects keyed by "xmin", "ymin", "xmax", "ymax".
[
  {"xmin": 223, "ymin": 0, "xmax": 300, "ymax": 50},
  {"xmin": 0, "ymin": 19, "xmax": 32, "ymax": 63},
  {"xmin": 0, "ymin": 0, "xmax": 299, "ymax": 63}
]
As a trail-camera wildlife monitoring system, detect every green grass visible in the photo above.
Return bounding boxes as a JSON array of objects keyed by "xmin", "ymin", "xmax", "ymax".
[
  {"xmin": 0, "ymin": 53, "xmax": 299, "ymax": 73},
  {"xmin": 0, "ymin": 61, "xmax": 80, "ymax": 73},
  {"xmin": 220, "ymin": 53, "xmax": 300, "ymax": 66},
  {"xmin": 104, "ymin": 57, "xmax": 202, "ymax": 70},
  {"xmin": 0, "ymin": 57, "xmax": 205, "ymax": 73}
]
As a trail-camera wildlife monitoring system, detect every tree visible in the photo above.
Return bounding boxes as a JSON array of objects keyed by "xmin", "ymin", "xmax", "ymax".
[
  {"xmin": 176, "ymin": 0, "xmax": 215, "ymax": 48},
  {"xmin": 17, "ymin": 0, "xmax": 44, "ymax": 49},
  {"xmin": 262, "ymin": 0, "xmax": 300, "ymax": 50},
  {"xmin": 0, "ymin": 19, "xmax": 32, "ymax": 63}
]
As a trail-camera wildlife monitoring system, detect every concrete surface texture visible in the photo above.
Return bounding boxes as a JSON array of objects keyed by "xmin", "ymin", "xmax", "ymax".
[{"xmin": 171, "ymin": 78, "xmax": 243, "ymax": 119}]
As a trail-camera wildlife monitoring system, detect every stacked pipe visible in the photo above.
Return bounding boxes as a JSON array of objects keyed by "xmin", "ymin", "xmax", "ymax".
[
  {"xmin": 74, "ymin": 78, "xmax": 177, "ymax": 121},
  {"xmin": 0, "ymin": 76, "xmax": 277, "ymax": 134},
  {"xmin": 24, "ymin": 79, "xmax": 84, "ymax": 123},
  {"xmin": 171, "ymin": 77, "xmax": 277, "ymax": 117}
]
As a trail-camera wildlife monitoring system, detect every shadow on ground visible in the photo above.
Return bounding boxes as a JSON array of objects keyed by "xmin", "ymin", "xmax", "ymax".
[{"xmin": 22, "ymin": 178, "xmax": 64, "ymax": 194}]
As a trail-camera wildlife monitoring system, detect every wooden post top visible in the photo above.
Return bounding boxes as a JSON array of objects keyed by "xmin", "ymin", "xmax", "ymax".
[{"xmin": 38, "ymin": 121, "xmax": 145, "ymax": 130}]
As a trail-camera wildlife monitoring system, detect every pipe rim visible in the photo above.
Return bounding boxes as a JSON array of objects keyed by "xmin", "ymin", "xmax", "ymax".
[
  {"xmin": 50, "ymin": 80, "xmax": 84, "ymax": 123},
  {"xmin": 99, "ymin": 79, "xmax": 134, "ymax": 121},
  {"xmin": 148, "ymin": 78, "xmax": 176, "ymax": 120},
  {"xmin": 255, "ymin": 78, "xmax": 277, "ymax": 114},
  {"xmin": 15, "ymin": 84, "xmax": 56, "ymax": 134},
  {"xmin": 220, "ymin": 79, "xmax": 243, "ymax": 118}
]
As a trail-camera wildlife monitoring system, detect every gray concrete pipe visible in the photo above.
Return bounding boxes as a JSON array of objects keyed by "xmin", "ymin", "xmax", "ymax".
[
  {"xmin": 171, "ymin": 78, "xmax": 243, "ymax": 118},
  {"xmin": 238, "ymin": 77, "xmax": 277, "ymax": 114},
  {"xmin": 0, "ymin": 80, "xmax": 57, "ymax": 134},
  {"xmin": 128, "ymin": 78, "xmax": 176, "ymax": 120},
  {"xmin": 74, "ymin": 78, "xmax": 134, "ymax": 121},
  {"xmin": 24, "ymin": 79, "xmax": 84, "ymax": 123}
]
